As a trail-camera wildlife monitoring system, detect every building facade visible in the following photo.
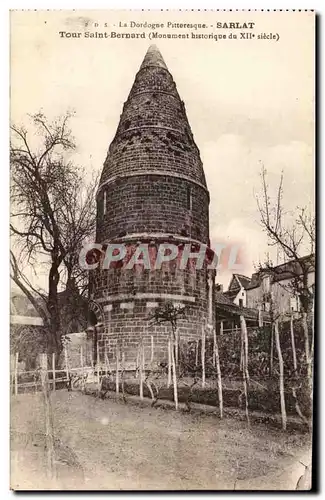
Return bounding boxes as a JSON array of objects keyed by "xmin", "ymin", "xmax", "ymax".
[
  {"xmin": 89, "ymin": 45, "xmax": 215, "ymax": 363},
  {"xmin": 245, "ymin": 256, "xmax": 315, "ymax": 317},
  {"xmin": 224, "ymin": 274, "xmax": 251, "ymax": 308},
  {"xmin": 224, "ymin": 255, "xmax": 315, "ymax": 319}
]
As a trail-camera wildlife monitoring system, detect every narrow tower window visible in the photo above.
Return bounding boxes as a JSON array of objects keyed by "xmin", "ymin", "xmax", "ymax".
[
  {"xmin": 187, "ymin": 187, "xmax": 192, "ymax": 210},
  {"xmin": 103, "ymin": 190, "xmax": 107, "ymax": 216}
]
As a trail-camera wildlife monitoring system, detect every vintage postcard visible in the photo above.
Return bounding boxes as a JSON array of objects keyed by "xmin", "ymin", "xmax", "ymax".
[{"xmin": 10, "ymin": 9, "xmax": 315, "ymax": 490}]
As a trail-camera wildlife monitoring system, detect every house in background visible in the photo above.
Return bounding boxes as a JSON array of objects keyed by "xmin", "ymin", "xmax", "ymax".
[
  {"xmin": 224, "ymin": 274, "xmax": 251, "ymax": 308},
  {"xmin": 224, "ymin": 254, "xmax": 315, "ymax": 319},
  {"xmin": 10, "ymin": 289, "xmax": 90, "ymax": 369},
  {"xmin": 215, "ymin": 289, "xmax": 271, "ymax": 334},
  {"xmin": 10, "ymin": 291, "xmax": 44, "ymax": 370},
  {"xmin": 11, "ymin": 291, "xmax": 44, "ymax": 327}
]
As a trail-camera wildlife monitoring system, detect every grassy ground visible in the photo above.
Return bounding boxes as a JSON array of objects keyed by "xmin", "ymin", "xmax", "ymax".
[{"xmin": 10, "ymin": 390, "xmax": 311, "ymax": 490}]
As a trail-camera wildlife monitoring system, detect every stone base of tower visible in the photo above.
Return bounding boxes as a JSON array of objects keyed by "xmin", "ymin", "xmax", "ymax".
[{"xmin": 89, "ymin": 295, "xmax": 211, "ymax": 365}]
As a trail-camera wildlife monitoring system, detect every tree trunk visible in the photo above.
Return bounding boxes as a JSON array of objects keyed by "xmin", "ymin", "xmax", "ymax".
[
  {"xmin": 47, "ymin": 262, "xmax": 62, "ymax": 354},
  {"xmin": 39, "ymin": 353, "xmax": 56, "ymax": 481},
  {"xmin": 274, "ymin": 320, "xmax": 287, "ymax": 431}
]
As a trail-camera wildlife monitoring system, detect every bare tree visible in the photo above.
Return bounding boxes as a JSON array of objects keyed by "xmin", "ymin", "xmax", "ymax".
[
  {"xmin": 256, "ymin": 166, "xmax": 315, "ymax": 316},
  {"xmin": 10, "ymin": 112, "xmax": 97, "ymax": 353},
  {"xmin": 256, "ymin": 165, "xmax": 315, "ymax": 419}
]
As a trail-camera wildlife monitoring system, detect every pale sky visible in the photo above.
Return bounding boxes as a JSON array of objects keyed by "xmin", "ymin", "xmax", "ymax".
[{"xmin": 10, "ymin": 10, "xmax": 315, "ymax": 288}]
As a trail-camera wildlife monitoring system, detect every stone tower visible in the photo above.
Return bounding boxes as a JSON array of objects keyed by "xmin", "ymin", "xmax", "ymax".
[{"xmin": 89, "ymin": 45, "xmax": 215, "ymax": 363}]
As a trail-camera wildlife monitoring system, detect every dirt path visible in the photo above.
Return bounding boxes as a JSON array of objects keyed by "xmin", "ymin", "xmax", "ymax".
[{"xmin": 10, "ymin": 391, "xmax": 311, "ymax": 490}]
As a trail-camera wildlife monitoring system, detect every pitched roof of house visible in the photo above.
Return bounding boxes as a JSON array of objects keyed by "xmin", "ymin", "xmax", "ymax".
[
  {"xmin": 246, "ymin": 254, "xmax": 315, "ymax": 290},
  {"xmin": 234, "ymin": 274, "xmax": 251, "ymax": 289},
  {"xmin": 225, "ymin": 274, "xmax": 251, "ymax": 297},
  {"xmin": 215, "ymin": 291, "xmax": 235, "ymax": 306},
  {"xmin": 215, "ymin": 291, "xmax": 271, "ymax": 323}
]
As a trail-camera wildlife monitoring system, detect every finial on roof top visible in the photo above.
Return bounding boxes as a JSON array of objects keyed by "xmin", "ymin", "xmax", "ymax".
[{"xmin": 139, "ymin": 44, "xmax": 168, "ymax": 71}]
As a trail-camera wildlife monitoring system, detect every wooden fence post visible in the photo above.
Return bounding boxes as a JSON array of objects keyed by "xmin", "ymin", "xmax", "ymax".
[
  {"xmin": 96, "ymin": 341, "xmax": 100, "ymax": 389},
  {"xmin": 244, "ymin": 322, "xmax": 249, "ymax": 383},
  {"xmin": 213, "ymin": 328, "xmax": 216, "ymax": 368},
  {"xmin": 105, "ymin": 350, "xmax": 111, "ymax": 374},
  {"xmin": 213, "ymin": 329, "xmax": 223, "ymax": 418},
  {"xmin": 150, "ymin": 335, "xmax": 154, "ymax": 364},
  {"xmin": 175, "ymin": 328, "xmax": 179, "ymax": 367},
  {"xmin": 14, "ymin": 352, "xmax": 19, "ymax": 396},
  {"xmin": 311, "ymin": 295, "xmax": 315, "ymax": 359},
  {"xmin": 258, "ymin": 306, "xmax": 263, "ymax": 327},
  {"xmin": 167, "ymin": 338, "xmax": 171, "ymax": 388},
  {"xmin": 201, "ymin": 326, "xmax": 206, "ymax": 388},
  {"xmin": 142, "ymin": 340, "xmax": 145, "ymax": 374},
  {"xmin": 290, "ymin": 315, "xmax": 308, "ymax": 425},
  {"xmin": 10, "ymin": 354, "xmax": 15, "ymax": 395},
  {"xmin": 135, "ymin": 345, "xmax": 140, "ymax": 379},
  {"xmin": 240, "ymin": 315, "xmax": 250, "ymax": 427},
  {"xmin": 170, "ymin": 335, "xmax": 178, "ymax": 410},
  {"xmin": 139, "ymin": 341, "xmax": 143, "ymax": 399},
  {"xmin": 80, "ymin": 346, "xmax": 85, "ymax": 391},
  {"xmin": 39, "ymin": 353, "xmax": 56, "ymax": 481},
  {"xmin": 274, "ymin": 320, "xmax": 287, "ymax": 431},
  {"xmin": 64, "ymin": 344, "xmax": 69, "ymax": 382},
  {"xmin": 195, "ymin": 339, "xmax": 199, "ymax": 367},
  {"xmin": 269, "ymin": 323, "xmax": 274, "ymax": 376},
  {"xmin": 121, "ymin": 344, "xmax": 126, "ymax": 402},
  {"xmin": 240, "ymin": 331, "xmax": 244, "ymax": 372},
  {"xmin": 290, "ymin": 315, "xmax": 297, "ymax": 375},
  {"xmin": 52, "ymin": 353, "xmax": 56, "ymax": 392},
  {"xmin": 116, "ymin": 343, "xmax": 119, "ymax": 395},
  {"xmin": 104, "ymin": 343, "xmax": 108, "ymax": 376}
]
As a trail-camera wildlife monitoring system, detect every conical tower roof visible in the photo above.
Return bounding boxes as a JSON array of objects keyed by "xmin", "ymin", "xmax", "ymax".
[
  {"xmin": 139, "ymin": 44, "xmax": 168, "ymax": 71},
  {"xmin": 99, "ymin": 45, "xmax": 207, "ymax": 190}
]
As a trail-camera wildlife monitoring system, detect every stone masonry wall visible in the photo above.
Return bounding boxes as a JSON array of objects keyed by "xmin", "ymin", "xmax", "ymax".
[
  {"xmin": 96, "ymin": 299, "xmax": 208, "ymax": 364},
  {"xmin": 91, "ymin": 46, "xmax": 214, "ymax": 364},
  {"xmin": 97, "ymin": 174, "xmax": 209, "ymax": 243},
  {"xmin": 90, "ymin": 261, "xmax": 215, "ymax": 362}
]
